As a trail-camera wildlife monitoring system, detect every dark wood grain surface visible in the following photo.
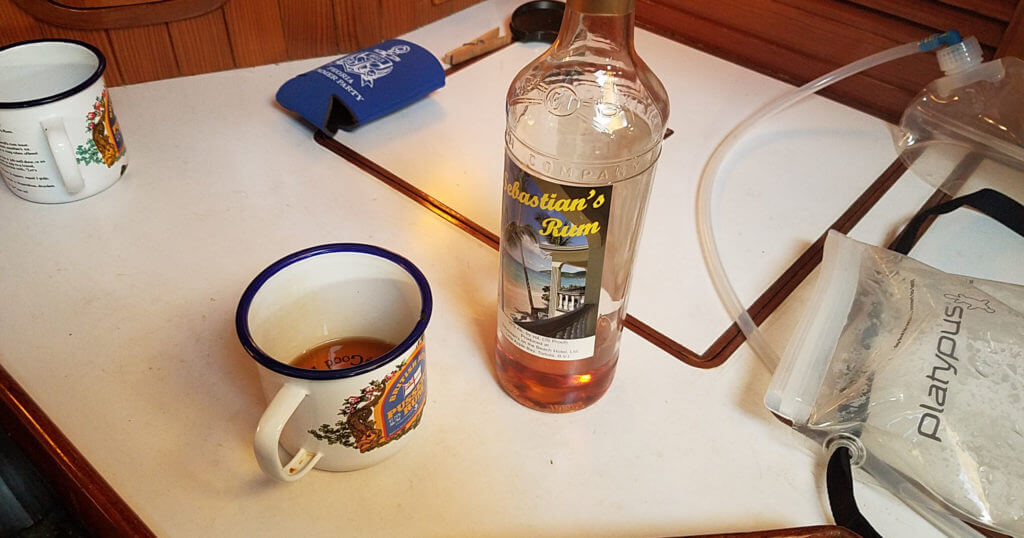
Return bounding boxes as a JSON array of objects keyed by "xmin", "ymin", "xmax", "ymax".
[
  {"xmin": 637, "ymin": 0, "xmax": 1023, "ymax": 123},
  {"xmin": 1, "ymin": 0, "xmax": 486, "ymax": 84}
]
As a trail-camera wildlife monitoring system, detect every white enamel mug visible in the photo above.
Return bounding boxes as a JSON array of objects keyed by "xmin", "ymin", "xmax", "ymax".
[
  {"xmin": 0, "ymin": 39, "xmax": 127, "ymax": 203},
  {"xmin": 236, "ymin": 244, "xmax": 432, "ymax": 482}
]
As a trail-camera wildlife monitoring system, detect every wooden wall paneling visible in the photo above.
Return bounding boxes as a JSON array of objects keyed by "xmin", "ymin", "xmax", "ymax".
[
  {"xmin": 429, "ymin": 0, "xmax": 467, "ymax": 18},
  {"xmin": 939, "ymin": 0, "xmax": 1016, "ymax": 21},
  {"xmin": 222, "ymin": 0, "xmax": 287, "ymax": 67},
  {"xmin": 107, "ymin": 24, "xmax": 180, "ymax": 84},
  {"xmin": 845, "ymin": 0, "xmax": 1005, "ymax": 46},
  {"xmin": 333, "ymin": 0, "xmax": 386, "ymax": 52},
  {"xmin": 778, "ymin": 0, "xmax": 999, "ymax": 86},
  {"xmin": 636, "ymin": 0, "xmax": 917, "ymax": 122},
  {"xmin": 168, "ymin": 8, "xmax": 235, "ymax": 76},
  {"xmin": 379, "ymin": 0, "xmax": 429, "ymax": 38},
  {"xmin": 279, "ymin": 0, "xmax": 339, "ymax": 60},
  {"xmin": 705, "ymin": 0, "xmax": 940, "ymax": 91},
  {"xmin": 334, "ymin": 0, "xmax": 481, "ymax": 53},
  {"xmin": 437, "ymin": 0, "xmax": 488, "ymax": 18},
  {"xmin": 377, "ymin": 0, "xmax": 485, "ymax": 45},
  {"xmin": 0, "ymin": 0, "xmax": 42, "ymax": 46},
  {"xmin": 775, "ymin": 0, "xmax": 954, "ymax": 87},
  {"xmin": 778, "ymin": 0, "xmax": 926, "ymax": 44},
  {"xmin": 61, "ymin": 0, "xmax": 163, "ymax": 8},
  {"xmin": 675, "ymin": 1, "xmax": 893, "ymax": 65},
  {"xmin": 37, "ymin": 23, "xmax": 125, "ymax": 86},
  {"xmin": 9, "ymin": 0, "xmax": 226, "ymax": 29},
  {"xmin": 647, "ymin": 1, "xmax": 933, "ymax": 94},
  {"xmin": 996, "ymin": 0, "xmax": 1024, "ymax": 56},
  {"xmin": 637, "ymin": 0, "xmax": 1015, "ymax": 121}
]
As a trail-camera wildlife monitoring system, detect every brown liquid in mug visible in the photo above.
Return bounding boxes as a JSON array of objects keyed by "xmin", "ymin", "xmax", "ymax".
[{"xmin": 289, "ymin": 337, "xmax": 396, "ymax": 371}]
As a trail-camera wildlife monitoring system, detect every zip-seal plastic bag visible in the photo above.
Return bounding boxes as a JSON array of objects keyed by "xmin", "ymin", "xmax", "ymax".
[{"xmin": 766, "ymin": 191, "xmax": 1024, "ymax": 536}]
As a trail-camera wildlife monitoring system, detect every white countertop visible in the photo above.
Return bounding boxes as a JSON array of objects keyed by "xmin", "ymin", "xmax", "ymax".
[
  {"xmin": 4, "ymin": 1, "xmax": 1019, "ymax": 536},
  {"xmin": 333, "ymin": 5, "xmax": 902, "ymax": 356}
]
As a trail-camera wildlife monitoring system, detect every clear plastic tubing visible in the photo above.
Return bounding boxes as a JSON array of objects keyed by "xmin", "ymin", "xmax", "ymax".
[{"xmin": 695, "ymin": 31, "xmax": 963, "ymax": 372}]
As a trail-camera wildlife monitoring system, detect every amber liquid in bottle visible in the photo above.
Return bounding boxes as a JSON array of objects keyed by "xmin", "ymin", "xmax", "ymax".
[
  {"xmin": 496, "ymin": 314, "xmax": 619, "ymax": 412},
  {"xmin": 495, "ymin": 0, "xmax": 669, "ymax": 413}
]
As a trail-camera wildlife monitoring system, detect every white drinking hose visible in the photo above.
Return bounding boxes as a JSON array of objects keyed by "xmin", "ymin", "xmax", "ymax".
[{"xmin": 695, "ymin": 31, "xmax": 965, "ymax": 372}]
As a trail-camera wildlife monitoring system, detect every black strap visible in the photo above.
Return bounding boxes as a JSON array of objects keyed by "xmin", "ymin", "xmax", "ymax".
[
  {"xmin": 827, "ymin": 447, "xmax": 882, "ymax": 538},
  {"xmin": 891, "ymin": 188, "xmax": 1024, "ymax": 255},
  {"xmin": 827, "ymin": 188, "xmax": 1024, "ymax": 537}
]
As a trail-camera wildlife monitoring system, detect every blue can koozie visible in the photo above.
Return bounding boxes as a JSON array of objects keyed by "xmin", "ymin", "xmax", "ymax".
[{"xmin": 276, "ymin": 39, "xmax": 445, "ymax": 132}]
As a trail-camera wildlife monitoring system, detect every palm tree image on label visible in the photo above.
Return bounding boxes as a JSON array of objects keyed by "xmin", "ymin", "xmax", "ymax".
[{"xmin": 498, "ymin": 157, "xmax": 611, "ymax": 361}]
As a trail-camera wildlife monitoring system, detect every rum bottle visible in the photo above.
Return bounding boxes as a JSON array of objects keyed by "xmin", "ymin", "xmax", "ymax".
[{"xmin": 495, "ymin": 0, "xmax": 669, "ymax": 412}]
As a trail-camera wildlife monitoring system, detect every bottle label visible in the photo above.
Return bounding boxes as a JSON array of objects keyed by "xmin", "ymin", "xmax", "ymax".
[{"xmin": 498, "ymin": 154, "xmax": 612, "ymax": 361}]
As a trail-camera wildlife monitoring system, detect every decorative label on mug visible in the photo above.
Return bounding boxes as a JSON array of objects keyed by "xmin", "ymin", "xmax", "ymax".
[
  {"xmin": 308, "ymin": 342, "xmax": 426, "ymax": 453},
  {"xmin": 0, "ymin": 90, "xmax": 126, "ymax": 198},
  {"xmin": 76, "ymin": 89, "xmax": 125, "ymax": 168}
]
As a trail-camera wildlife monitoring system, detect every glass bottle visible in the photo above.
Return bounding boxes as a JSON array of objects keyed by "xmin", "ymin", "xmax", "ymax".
[{"xmin": 495, "ymin": 0, "xmax": 670, "ymax": 412}]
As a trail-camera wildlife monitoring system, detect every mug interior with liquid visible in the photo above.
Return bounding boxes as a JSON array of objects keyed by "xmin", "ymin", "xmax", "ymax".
[
  {"xmin": 237, "ymin": 244, "xmax": 431, "ymax": 379},
  {"xmin": 0, "ymin": 40, "xmax": 104, "ymax": 107}
]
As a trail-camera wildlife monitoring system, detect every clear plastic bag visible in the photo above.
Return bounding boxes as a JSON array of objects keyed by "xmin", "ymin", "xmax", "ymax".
[{"xmin": 766, "ymin": 230, "xmax": 1024, "ymax": 536}]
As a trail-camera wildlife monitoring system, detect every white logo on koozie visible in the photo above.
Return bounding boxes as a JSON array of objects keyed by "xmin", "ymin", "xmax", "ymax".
[{"xmin": 339, "ymin": 45, "xmax": 411, "ymax": 87}]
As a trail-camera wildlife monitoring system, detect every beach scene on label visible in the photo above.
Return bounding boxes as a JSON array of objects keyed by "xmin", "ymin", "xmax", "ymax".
[{"xmin": 499, "ymin": 158, "xmax": 611, "ymax": 357}]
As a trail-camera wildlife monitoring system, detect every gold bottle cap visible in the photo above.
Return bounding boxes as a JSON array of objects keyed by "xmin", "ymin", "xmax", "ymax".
[{"xmin": 567, "ymin": 0, "xmax": 635, "ymax": 15}]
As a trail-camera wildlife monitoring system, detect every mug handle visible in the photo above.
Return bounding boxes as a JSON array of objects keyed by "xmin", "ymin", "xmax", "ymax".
[
  {"xmin": 40, "ymin": 116, "xmax": 86, "ymax": 195},
  {"xmin": 254, "ymin": 382, "xmax": 323, "ymax": 482}
]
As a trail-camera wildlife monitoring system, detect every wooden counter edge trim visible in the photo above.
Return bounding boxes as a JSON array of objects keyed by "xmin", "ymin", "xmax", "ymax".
[
  {"xmin": 313, "ymin": 131, "xmax": 707, "ymax": 365},
  {"xmin": 0, "ymin": 364, "xmax": 156, "ymax": 538},
  {"xmin": 315, "ymin": 130, "xmax": 501, "ymax": 250},
  {"xmin": 691, "ymin": 523, "xmax": 859, "ymax": 537},
  {"xmin": 698, "ymin": 158, "xmax": 909, "ymax": 365},
  {"xmin": 313, "ymin": 131, "xmax": 905, "ymax": 370}
]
